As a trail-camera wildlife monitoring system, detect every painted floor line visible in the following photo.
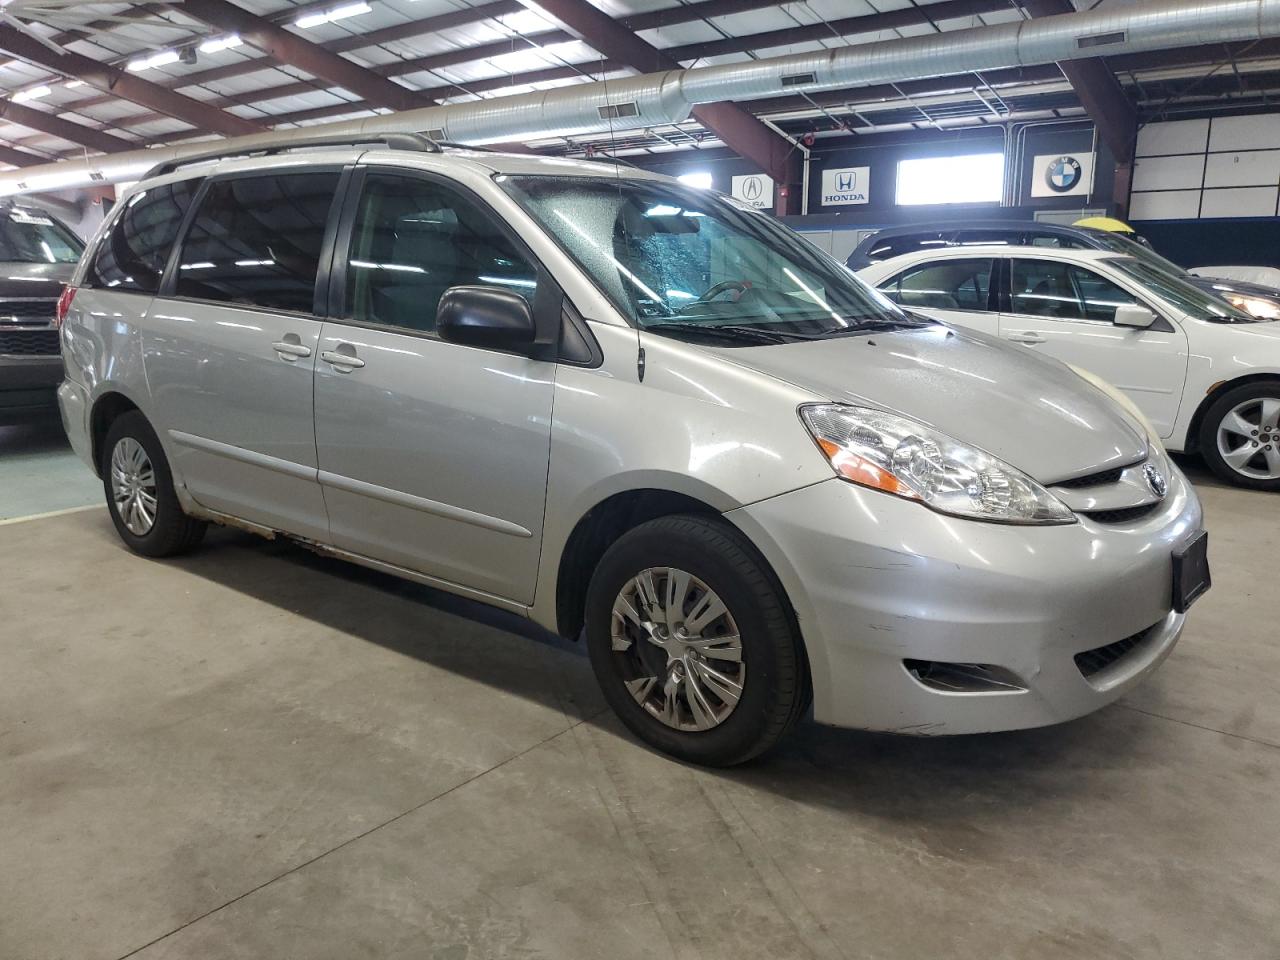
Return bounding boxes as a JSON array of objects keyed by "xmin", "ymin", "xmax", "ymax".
[{"xmin": 0, "ymin": 503, "xmax": 103, "ymax": 526}]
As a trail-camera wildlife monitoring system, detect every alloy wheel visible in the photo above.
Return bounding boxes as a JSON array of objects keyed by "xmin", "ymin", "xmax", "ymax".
[
  {"xmin": 1216, "ymin": 396, "xmax": 1280, "ymax": 481},
  {"xmin": 610, "ymin": 567, "xmax": 745, "ymax": 732},
  {"xmin": 110, "ymin": 436, "xmax": 158, "ymax": 536}
]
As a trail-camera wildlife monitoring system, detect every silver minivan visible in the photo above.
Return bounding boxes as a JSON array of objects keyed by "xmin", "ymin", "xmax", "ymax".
[{"xmin": 57, "ymin": 136, "xmax": 1209, "ymax": 765}]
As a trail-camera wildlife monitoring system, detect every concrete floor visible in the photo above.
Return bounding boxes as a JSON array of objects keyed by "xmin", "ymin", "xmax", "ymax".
[
  {"xmin": 0, "ymin": 420, "xmax": 101, "ymax": 521},
  {"xmin": 2, "ymin": 427, "xmax": 1278, "ymax": 960}
]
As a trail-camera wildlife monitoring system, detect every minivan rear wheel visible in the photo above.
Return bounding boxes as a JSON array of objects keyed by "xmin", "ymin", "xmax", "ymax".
[
  {"xmin": 584, "ymin": 514, "xmax": 808, "ymax": 766},
  {"xmin": 1199, "ymin": 381, "xmax": 1280, "ymax": 491},
  {"xmin": 102, "ymin": 411, "xmax": 207, "ymax": 557}
]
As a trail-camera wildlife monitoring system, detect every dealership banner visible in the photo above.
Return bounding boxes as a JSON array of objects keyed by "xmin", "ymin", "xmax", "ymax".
[
  {"xmin": 821, "ymin": 166, "xmax": 870, "ymax": 206},
  {"xmin": 1030, "ymin": 153, "xmax": 1095, "ymax": 198},
  {"xmin": 731, "ymin": 173, "xmax": 774, "ymax": 209}
]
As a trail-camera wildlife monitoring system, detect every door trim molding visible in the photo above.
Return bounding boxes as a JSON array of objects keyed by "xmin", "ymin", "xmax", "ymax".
[
  {"xmin": 168, "ymin": 429, "xmax": 317, "ymax": 482},
  {"xmin": 318, "ymin": 469, "xmax": 533, "ymax": 539}
]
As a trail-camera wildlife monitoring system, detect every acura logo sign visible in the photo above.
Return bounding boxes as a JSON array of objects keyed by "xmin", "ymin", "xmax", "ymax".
[
  {"xmin": 1143, "ymin": 463, "xmax": 1168, "ymax": 498},
  {"xmin": 742, "ymin": 176, "xmax": 764, "ymax": 201}
]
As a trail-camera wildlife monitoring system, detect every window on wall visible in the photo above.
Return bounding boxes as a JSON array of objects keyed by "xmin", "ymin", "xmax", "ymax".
[{"xmin": 895, "ymin": 153, "xmax": 1004, "ymax": 206}]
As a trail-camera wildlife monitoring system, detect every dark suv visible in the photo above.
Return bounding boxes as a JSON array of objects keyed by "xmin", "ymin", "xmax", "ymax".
[
  {"xmin": 0, "ymin": 202, "xmax": 85, "ymax": 422},
  {"xmin": 845, "ymin": 220, "xmax": 1280, "ymax": 319}
]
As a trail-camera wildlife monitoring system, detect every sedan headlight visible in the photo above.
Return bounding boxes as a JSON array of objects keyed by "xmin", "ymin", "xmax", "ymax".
[
  {"xmin": 800, "ymin": 404, "xmax": 1076, "ymax": 525},
  {"xmin": 1224, "ymin": 294, "xmax": 1280, "ymax": 320}
]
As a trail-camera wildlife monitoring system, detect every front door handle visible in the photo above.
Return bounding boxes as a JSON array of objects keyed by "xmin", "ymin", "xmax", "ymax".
[
  {"xmin": 1007, "ymin": 332, "xmax": 1046, "ymax": 345},
  {"xmin": 272, "ymin": 337, "xmax": 312, "ymax": 361},
  {"xmin": 321, "ymin": 347, "xmax": 365, "ymax": 371}
]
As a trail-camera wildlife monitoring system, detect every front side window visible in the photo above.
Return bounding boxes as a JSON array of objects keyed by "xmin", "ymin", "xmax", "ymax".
[
  {"xmin": 503, "ymin": 176, "xmax": 917, "ymax": 343},
  {"xmin": 880, "ymin": 258, "xmax": 993, "ymax": 311},
  {"xmin": 89, "ymin": 179, "xmax": 200, "ymax": 292},
  {"xmin": 1011, "ymin": 258, "xmax": 1137, "ymax": 322},
  {"xmin": 0, "ymin": 207, "xmax": 83, "ymax": 264},
  {"xmin": 173, "ymin": 172, "xmax": 340, "ymax": 312},
  {"xmin": 345, "ymin": 173, "xmax": 537, "ymax": 333}
]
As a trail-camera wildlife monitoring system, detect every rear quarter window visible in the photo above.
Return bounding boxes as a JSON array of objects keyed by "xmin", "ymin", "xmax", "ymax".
[{"xmin": 88, "ymin": 179, "xmax": 201, "ymax": 293}]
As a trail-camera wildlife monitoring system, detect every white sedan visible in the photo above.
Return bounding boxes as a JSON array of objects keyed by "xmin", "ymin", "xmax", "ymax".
[{"xmin": 858, "ymin": 245, "xmax": 1280, "ymax": 490}]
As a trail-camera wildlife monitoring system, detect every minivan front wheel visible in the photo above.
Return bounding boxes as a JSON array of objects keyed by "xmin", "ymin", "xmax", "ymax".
[
  {"xmin": 102, "ymin": 411, "xmax": 207, "ymax": 557},
  {"xmin": 584, "ymin": 514, "xmax": 808, "ymax": 766}
]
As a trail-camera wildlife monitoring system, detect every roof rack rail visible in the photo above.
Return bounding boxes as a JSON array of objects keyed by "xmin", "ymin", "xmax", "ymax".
[
  {"xmin": 141, "ymin": 132, "xmax": 440, "ymax": 181},
  {"xmin": 431, "ymin": 139, "xmax": 499, "ymax": 153}
]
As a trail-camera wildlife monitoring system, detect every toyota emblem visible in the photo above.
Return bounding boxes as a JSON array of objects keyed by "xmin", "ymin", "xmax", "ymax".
[{"xmin": 1143, "ymin": 463, "xmax": 1168, "ymax": 498}]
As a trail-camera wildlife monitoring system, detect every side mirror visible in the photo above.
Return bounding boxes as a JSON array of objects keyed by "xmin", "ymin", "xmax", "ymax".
[
  {"xmin": 437, "ymin": 285, "xmax": 536, "ymax": 352},
  {"xmin": 1114, "ymin": 303, "xmax": 1157, "ymax": 329}
]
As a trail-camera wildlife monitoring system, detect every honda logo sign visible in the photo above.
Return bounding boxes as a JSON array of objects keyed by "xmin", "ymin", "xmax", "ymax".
[{"xmin": 821, "ymin": 166, "xmax": 870, "ymax": 206}]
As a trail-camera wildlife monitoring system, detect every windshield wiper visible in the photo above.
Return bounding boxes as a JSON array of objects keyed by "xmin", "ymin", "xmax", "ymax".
[{"xmin": 640, "ymin": 322, "xmax": 806, "ymax": 344}]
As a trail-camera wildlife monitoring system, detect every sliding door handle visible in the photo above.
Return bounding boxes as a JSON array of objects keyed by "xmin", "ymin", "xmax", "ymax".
[
  {"xmin": 272, "ymin": 338, "xmax": 312, "ymax": 360},
  {"xmin": 321, "ymin": 349, "xmax": 365, "ymax": 371}
]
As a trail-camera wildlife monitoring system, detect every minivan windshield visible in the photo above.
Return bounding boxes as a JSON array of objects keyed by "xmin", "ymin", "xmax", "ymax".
[
  {"xmin": 502, "ymin": 176, "xmax": 922, "ymax": 343},
  {"xmin": 0, "ymin": 206, "xmax": 83, "ymax": 264},
  {"xmin": 1107, "ymin": 257, "xmax": 1257, "ymax": 323}
]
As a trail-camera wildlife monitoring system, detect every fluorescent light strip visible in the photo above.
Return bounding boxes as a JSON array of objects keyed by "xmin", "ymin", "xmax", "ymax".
[
  {"xmin": 198, "ymin": 34, "xmax": 243, "ymax": 54},
  {"xmin": 296, "ymin": 2, "xmax": 372, "ymax": 29},
  {"xmin": 127, "ymin": 50, "xmax": 180, "ymax": 73},
  {"xmin": 12, "ymin": 85, "xmax": 51, "ymax": 104},
  {"xmin": 64, "ymin": 79, "xmax": 86, "ymax": 90}
]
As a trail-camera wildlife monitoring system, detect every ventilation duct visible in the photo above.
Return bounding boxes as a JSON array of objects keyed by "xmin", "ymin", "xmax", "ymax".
[{"xmin": 2, "ymin": 0, "xmax": 1278, "ymax": 195}]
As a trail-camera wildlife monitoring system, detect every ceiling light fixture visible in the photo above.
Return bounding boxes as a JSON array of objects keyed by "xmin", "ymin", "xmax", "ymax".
[
  {"xmin": 126, "ymin": 50, "xmax": 181, "ymax": 72},
  {"xmin": 64, "ymin": 79, "xmax": 86, "ymax": 89},
  {"xmin": 296, "ymin": 1, "xmax": 372, "ymax": 29},
  {"xmin": 12, "ymin": 85, "xmax": 51, "ymax": 103},
  {"xmin": 198, "ymin": 34, "xmax": 243, "ymax": 54}
]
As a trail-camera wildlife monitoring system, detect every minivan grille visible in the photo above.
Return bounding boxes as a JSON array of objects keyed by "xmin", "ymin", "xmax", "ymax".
[
  {"xmin": 1081, "ymin": 503, "xmax": 1160, "ymax": 524},
  {"xmin": 1054, "ymin": 465, "xmax": 1126, "ymax": 488},
  {"xmin": 0, "ymin": 298, "xmax": 56, "ymax": 324},
  {"xmin": 0, "ymin": 329, "xmax": 59, "ymax": 356},
  {"xmin": 1074, "ymin": 622, "xmax": 1159, "ymax": 678}
]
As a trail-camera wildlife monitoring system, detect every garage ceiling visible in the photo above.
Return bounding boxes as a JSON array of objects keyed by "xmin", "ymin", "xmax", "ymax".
[{"xmin": 0, "ymin": 0, "xmax": 1278, "ymax": 167}]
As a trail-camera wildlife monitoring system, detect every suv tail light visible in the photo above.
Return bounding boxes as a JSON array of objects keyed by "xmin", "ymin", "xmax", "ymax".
[{"xmin": 55, "ymin": 284, "xmax": 77, "ymax": 328}]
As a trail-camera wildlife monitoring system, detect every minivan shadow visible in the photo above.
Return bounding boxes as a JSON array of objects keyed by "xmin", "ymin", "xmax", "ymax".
[{"xmin": 157, "ymin": 521, "xmax": 1154, "ymax": 814}]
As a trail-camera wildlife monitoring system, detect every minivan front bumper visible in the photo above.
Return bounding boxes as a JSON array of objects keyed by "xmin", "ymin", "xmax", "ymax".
[{"xmin": 728, "ymin": 469, "xmax": 1202, "ymax": 734}]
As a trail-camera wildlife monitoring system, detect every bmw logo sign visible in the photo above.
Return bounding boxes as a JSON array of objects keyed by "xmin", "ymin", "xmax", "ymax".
[
  {"xmin": 1046, "ymin": 155, "xmax": 1082, "ymax": 193},
  {"xmin": 1143, "ymin": 463, "xmax": 1168, "ymax": 498}
]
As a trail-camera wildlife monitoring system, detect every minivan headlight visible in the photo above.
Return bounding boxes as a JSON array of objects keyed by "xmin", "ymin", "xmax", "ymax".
[{"xmin": 800, "ymin": 404, "xmax": 1076, "ymax": 525}]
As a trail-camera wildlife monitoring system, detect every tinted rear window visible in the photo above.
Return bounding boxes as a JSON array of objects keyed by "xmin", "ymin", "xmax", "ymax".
[
  {"xmin": 173, "ymin": 172, "xmax": 340, "ymax": 313},
  {"xmin": 89, "ymin": 179, "xmax": 201, "ymax": 293}
]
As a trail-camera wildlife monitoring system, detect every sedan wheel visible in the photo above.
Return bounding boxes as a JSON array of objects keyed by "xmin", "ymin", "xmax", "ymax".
[
  {"xmin": 1215, "ymin": 396, "xmax": 1280, "ymax": 482},
  {"xmin": 610, "ymin": 567, "xmax": 745, "ymax": 732}
]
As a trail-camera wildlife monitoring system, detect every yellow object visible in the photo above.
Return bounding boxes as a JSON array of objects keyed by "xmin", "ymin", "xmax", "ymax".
[{"xmin": 1073, "ymin": 216, "xmax": 1136, "ymax": 233}]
